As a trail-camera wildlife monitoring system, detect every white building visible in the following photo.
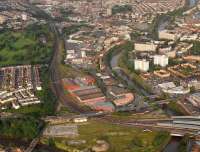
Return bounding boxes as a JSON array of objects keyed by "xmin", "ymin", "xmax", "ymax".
[
  {"xmin": 21, "ymin": 13, "xmax": 27, "ymax": 21},
  {"xmin": 153, "ymin": 55, "xmax": 169, "ymax": 67},
  {"xmin": 134, "ymin": 42, "xmax": 158, "ymax": 52},
  {"xmin": 0, "ymin": 15, "xmax": 6, "ymax": 24},
  {"xmin": 134, "ymin": 59, "xmax": 149, "ymax": 72},
  {"xmin": 106, "ymin": 8, "xmax": 112, "ymax": 16},
  {"xmin": 81, "ymin": 51, "xmax": 86, "ymax": 58}
]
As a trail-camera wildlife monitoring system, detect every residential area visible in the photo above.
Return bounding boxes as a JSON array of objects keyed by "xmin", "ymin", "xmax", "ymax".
[
  {"xmin": 0, "ymin": 65, "xmax": 42, "ymax": 110},
  {"xmin": 0, "ymin": 0, "xmax": 199, "ymax": 152}
]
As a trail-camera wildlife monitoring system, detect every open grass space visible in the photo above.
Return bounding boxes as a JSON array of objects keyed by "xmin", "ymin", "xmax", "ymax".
[
  {"xmin": 41, "ymin": 120, "xmax": 170, "ymax": 152},
  {"xmin": 0, "ymin": 23, "xmax": 54, "ymax": 67}
]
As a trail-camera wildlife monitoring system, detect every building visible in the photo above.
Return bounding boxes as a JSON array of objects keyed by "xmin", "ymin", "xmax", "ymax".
[
  {"xmin": 62, "ymin": 77, "xmax": 114, "ymax": 112},
  {"xmin": 158, "ymin": 30, "xmax": 180, "ymax": 41},
  {"xmin": 0, "ymin": 15, "xmax": 6, "ymax": 24},
  {"xmin": 168, "ymin": 63, "xmax": 197, "ymax": 79},
  {"xmin": 134, "ymin": 59, "xmax": 149, "ymax": 72},
  {"xmin": 112, "ymin": 93, "xmax": 134, "ymax": 106},
  {"xmin": 21, "ymin": 13, "xmax": 27, "ymax": 21},
  {"xmin": 187, "ymin": 93, "xmax": 200, "ymax": 107},
  {"xmin": 153, "ymin": 55, "xmax": 169, "ymax": 67},
  {"xmin": 134, "ymin": 42, "xmax": 158, "ymax": 52},
  {"xmin": 183, "ymin": 56, "xmax": 200, "ymax": 62},
  {"xmin": 106, "ymin": 7, "xmax": 112, "ymax": 16},
  {"xmin": 73, "ymin": 117, "xmax": 88, "ymax": 123},
  {"xmin": 154, "ymin": 70, "xmax": 171, "ymax": 78},
  {"xmin": 188, "ymin": 80, "xmax": 200, "ymax": 90},
  {"xmin": 0, "ymin": 65, "xmax": 42, "ymax": 110},
  {"xmin": 158, "ymin": 82, "xmax": 190, "ymax": 95}
]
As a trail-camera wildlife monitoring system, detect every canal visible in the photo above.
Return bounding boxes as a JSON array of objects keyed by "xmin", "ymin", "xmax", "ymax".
[
  {"xmin": 109, "ymin": 49, "xmax": 184, "ymax": 152},
  {"xmin": 108, "ymin": 0, "xmax": 199, "ymax": 150},
  {"xmin": 110, "ymin": 51, "xmax": 150, "ymax": 96}
]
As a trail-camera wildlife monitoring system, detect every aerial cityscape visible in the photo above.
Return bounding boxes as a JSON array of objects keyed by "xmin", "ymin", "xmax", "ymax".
[{"xmin": 0, "ymin": 0, "xmax": 199, "ymax": 151}]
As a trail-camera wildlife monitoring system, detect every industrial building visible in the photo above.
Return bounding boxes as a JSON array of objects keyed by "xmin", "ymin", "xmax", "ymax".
[{"xmin": 62, "ymin": 76, "xmax": 115, "ymax": 112}]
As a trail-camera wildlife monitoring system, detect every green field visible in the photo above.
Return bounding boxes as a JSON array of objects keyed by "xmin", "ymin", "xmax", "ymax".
[
  {"xmin": 42, "ymin": 120, "xmax": 170, "ymax": 152},
  {"xmin": 0, "ymin": 23, "xmax": 54, "ymax": 66}
]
